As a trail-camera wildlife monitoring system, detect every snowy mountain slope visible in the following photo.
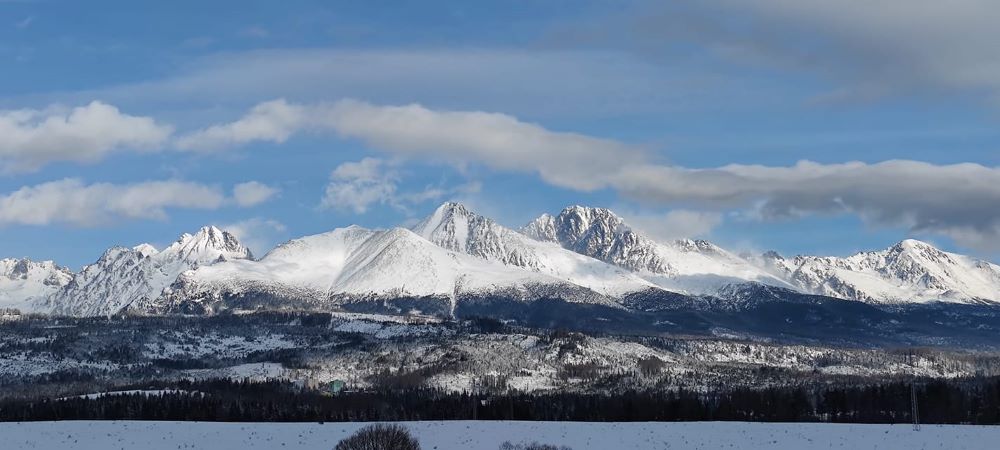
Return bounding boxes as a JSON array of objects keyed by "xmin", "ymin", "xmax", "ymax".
[
  {"xmin": 164, "ymin": 224, "xmax": 621, "ymax": 315},
  {"xmin": 523, "ymin": 206, "xmax": 793, "ymax": 295},
  {"xmin": 39, "ymin": 226, "xmax": 252, "ymax": 316},
  {"xmin": 330, "ymin": 227, "xmax": 610, "ymax": 302},
  {"xmin": 0, "ymin": 259, "xmax": 73, "ymax": 311},
  {"xmin": 411, "ymin": 202, "xmax": 656, "ymax": 297},
  {"xmin": 759, "ymin": 240, "xmax": 1000, "ymax": 304}
]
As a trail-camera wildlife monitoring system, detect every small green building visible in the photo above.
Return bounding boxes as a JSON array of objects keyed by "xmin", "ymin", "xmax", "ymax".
[{"xmin": 324, "ymin": 379, "xmax": 346, "ymax": 396}]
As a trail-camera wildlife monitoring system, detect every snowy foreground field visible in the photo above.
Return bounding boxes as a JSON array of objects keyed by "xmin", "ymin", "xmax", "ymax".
[{"xmin": 1, "ymin": 420, "xmax": 996, "ymax": 450}]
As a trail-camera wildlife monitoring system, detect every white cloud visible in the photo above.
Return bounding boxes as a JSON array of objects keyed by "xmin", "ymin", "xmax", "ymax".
[
  {"xmin": 0, "ymin": 101, "xmax": 173, "ymax": 172},
  {"xmin": 320, "ymin": 157, "xmax": 480, "ymax": 214},
  {"xmin": 611, "ymin": 160, "xmax": 1000, "ymax": 250},
  {"xmin": 198, "ymin": 100, "xmax": 1000, "ymax": 249},
  {"xmin": 179, "ymin": 99, "xmax": 642, "ymax": 190},
  {"xmin": 175, "ymin": 99, "xmax": 305, "ymax": 151},
  {"xmin": 938, "ymin": 225, "xmax": 1000, "ymax": 253},
  {"xmin": 219, "ymin": 218, "xmax": 286, "ymax": 257},
  {"xmin": 620, "ymin": 209, "xmax": 724, "ymax": 242},
  {"xmin": 0, "ymin": 179, "xmax": 224, "ymax": 226},
  {"xmin": 0, "ymin": 179, "xmax": 276, "ymax": 227},
  {"xmin": 232, "ymin": 181, "xmax": 279, "ymax": 207},
  {"xmin": 320, "ymin": 158, "xmax": 398, "ymax": 214},
  {"xmin": 320, "ymin": 100, "xmax": 640, "ymax": 190}
]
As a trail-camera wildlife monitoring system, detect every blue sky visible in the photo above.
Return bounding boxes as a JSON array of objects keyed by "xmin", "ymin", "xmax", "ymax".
[{"xmin": 1, "ymin": 0, "xmax": 999, "ymax": 269}]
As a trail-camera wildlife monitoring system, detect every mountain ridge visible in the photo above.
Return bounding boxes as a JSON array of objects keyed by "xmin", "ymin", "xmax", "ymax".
[
  {"xmin": 759, "ymin": 238, "xmax": 1000, "ymax": 304},
  {"xmin": 2, "ymin": 202, "xmax": 998, "ymax": 317}
]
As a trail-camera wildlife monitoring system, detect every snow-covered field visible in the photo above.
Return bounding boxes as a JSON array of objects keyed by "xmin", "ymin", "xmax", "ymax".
[{"xmin": 1, "ymin": 420, "xmax": 995, "ymax": 450}]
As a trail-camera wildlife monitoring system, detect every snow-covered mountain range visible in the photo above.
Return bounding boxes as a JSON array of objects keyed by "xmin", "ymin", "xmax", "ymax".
[
  {"xmin": 34, "ymin": 226, "xmax": 252, "ymax": 316},
  {"xmin": 3, "ymin": 202, "xmax": 999, "ymax": 316},
  {"xmin": 756, "ymin": 239, "xmax": 1000, "ymax": 304}
]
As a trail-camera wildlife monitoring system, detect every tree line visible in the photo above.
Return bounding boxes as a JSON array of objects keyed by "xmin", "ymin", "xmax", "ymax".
[{"xmin": 1, "ymin": 376, "xmax": 999, "ymax": 424}]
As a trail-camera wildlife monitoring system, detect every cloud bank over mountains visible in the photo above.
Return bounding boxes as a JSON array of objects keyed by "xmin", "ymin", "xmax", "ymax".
[
  {"xmin": 0, "ymin": 97, "xmax": 997, "ymax": 250},
  {"xmin": 177, "ymin": 98, "xmax": 1000, "ymax": 249}
]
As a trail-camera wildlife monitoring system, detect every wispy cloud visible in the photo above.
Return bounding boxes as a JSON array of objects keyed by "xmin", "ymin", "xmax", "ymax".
[
  {"xmin": 218, "ymin": 217, "xmax": 286, "ymax": 256},
  {"xmin": 14, "ymin": 16, "xmax": 33, "ymax": 30},
  {"xmin": 619, "ymin": 209, "xmax": 724, "ymax": 242},
  {"xmin": 180, "ymin": 36, "xmax": 216, "ymax": 48},
  {"xmin": 320, "ymin": 157, "xmax": 480, "ymax": 215},
  {"xmin": 232, "ymin": 181, "xmax": 279, "ymax": 207},
  {"xmin": 239, "ymin": 26, "xmax": 270, "ymax": 39},
  {"xmin": 58, "ymin": 48, "xmax": 740, "ymax": 119},
  {"xmin": 0, "ymin": 179, "xmax": 277, "ymax": 227}
]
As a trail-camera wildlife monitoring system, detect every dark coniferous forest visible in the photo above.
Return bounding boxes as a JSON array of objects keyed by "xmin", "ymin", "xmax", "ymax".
[{"xmin": 2, "ymin": 377, "xmax": 998, "ymax": 424}]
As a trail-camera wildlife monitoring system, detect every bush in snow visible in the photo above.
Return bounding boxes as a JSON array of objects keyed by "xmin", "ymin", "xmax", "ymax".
[{"xmin": 335, "ymin": 424, "xmax": 421, "ymax": 450}]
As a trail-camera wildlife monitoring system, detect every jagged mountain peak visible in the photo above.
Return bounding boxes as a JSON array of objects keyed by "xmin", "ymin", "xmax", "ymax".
[
  {"xmin": 526, "ymin": 205, "xmax": 671, "ymax": 273},
  {"xmin": 0, "ymin": 258, "xmax": 73, "ymax": 310},
  {"xmin": 553, "ymin": 205, "xmax": 628, "ymax": 243},
  {"xmin": 674, "ymin": 239, "xmax": 725, "ymax": 255},
  {"xmin": 132, "ymin": 243, "xmax": 159, "ymax": 257},
  {"xmin": 174, "ymin": 225, "xmax": 226, "ymax": 245},
  {"xmin": 561, "ymin": 204, "xmax": 619, "ymax": 217},
  {"xmin": 39, "ymin": 225, "xmax": 254, "ymax": 316},
  {"xmin": 95, "ymin": 245, "xmax": 144, "ymax": 262},
  {"xmin": 767, "ymin": 239, "xmax": 1000, "ymax": 304},
  {"xmin": 523, "ymin": 205, "xmax": 794, "ymax": 295},
  {"xmin": 0, "ymin": 257, "xmax": 68, "ymax": 278},
  {"xmin": 161, "ymin": 225, "xmax": 253, "ymax": 263},
  {"xmin": 414, "ymin": 201, "xmax": 482, "ymax": 230},
  {"xmin": 410, "ymin": 201, "xmax": 545, "ymax": 268},
  {"xmin": 434, "ymin": 200, "xmax": 472, "ymax": 215},
  {"xmin": 896, "ymin": 238, "xmax": 935, "ymax": 249},
  {"xmin": 549, "ymin": 206, "xmax": 723, "ymax": 255},
  {"xmin": 412, "ymin": 201, "xmax": 483, "ymax": 251},
  {"xmin": 761, "ymin": 250, "xmax": 785, "ymax": 262},
  {"xmin": 840, "ymin": 239, "xmax": 958, "ymax": 272},
  {"xmin": 403, "ymin": 202, "xmax": 658, "ymax": 296},
  {"xmin": 884, "ymin": 239, "xmax": 952, "ymax": 263},
  {"xmin": 521, "ymin": 213, "xmax": 557, "ymax": 242}
]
